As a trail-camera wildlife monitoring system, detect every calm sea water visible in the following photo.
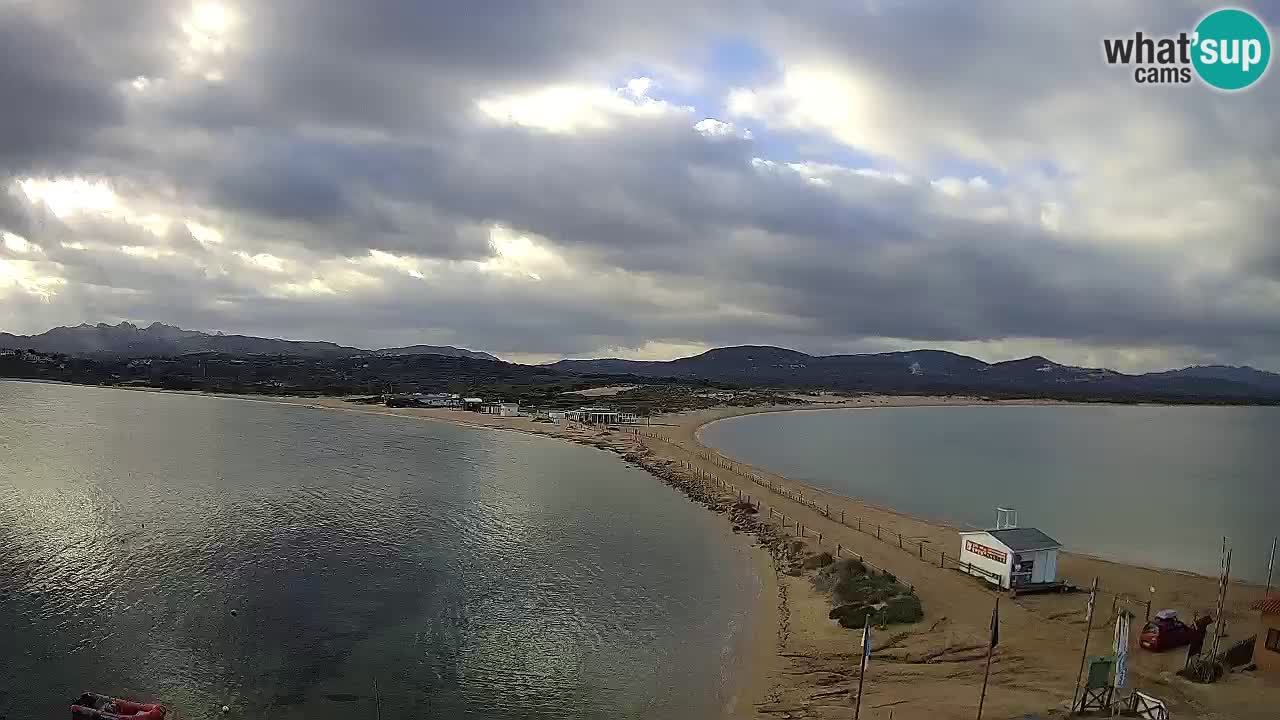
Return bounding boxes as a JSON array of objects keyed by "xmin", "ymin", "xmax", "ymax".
[
  {"xmin": 0, "ymin": 380, "xmax": 758, "ymax": 719},
  {"xmin": 703, "ymin": 404, "xmax": 1280, "ymax": 582}
]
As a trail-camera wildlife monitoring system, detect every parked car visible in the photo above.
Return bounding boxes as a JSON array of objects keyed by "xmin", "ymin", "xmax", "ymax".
[{"xmin": 1139, "ymin": 610, "xmax": 1211, "ymax": 652}]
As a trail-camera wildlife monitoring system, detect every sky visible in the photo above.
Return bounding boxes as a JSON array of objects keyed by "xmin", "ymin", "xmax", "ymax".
[{"xmin": 1, "ymin": 1, "xmax": 1278, "ymax": 371}]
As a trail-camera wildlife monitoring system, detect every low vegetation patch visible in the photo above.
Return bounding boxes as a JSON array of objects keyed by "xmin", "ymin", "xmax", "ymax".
[{"xmin": 813, "ymin": 558, "xmax": 923, "ymax": 629}]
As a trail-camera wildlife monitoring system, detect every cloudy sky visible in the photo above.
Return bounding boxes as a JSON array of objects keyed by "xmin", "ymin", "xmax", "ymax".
[{"xmin": 1, "ymin": 1, "xmax": 1278, "ymax": 370}]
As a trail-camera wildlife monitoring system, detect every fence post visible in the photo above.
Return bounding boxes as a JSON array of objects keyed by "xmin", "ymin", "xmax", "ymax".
[
  {"xmin": 876, "ymin": 525, "xmax": 881, "ymax": 540},
  {"xmin": 940, "ymin": 552, "xmax": 946, "ymax": 569},
  {"xmin": 817, "ymin": 532, "xmax": 822, "ymax": 544},
  {"xmin": 825, "ymin": 503, "xmax": 829, "ymax": 517},
  {"xmin": 838, "ymin": 544, "xmax": 842, "ymax": 556},
  {"xmin": 898, "ymin": 535, "xmax": 903, "ymax": 550},
  {"xmin": 918, "ymin": 543, "xmax": 923, "ymax": 560},
  {"xmin": 840, "ymin": 510, "xmax": 845, "ymax": 525}
]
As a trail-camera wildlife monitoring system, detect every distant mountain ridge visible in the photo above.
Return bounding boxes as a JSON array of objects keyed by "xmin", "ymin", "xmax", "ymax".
[
  {"xmin": 548, "ymin": 345, "xmax": 1280, "ymax": 400},
  {"xmin": 0, "ymin": 322, "xmax": 499, "ymax": 361},
  {"xmin": 4, "ymin": 325, "xmax": 1278, "ymax": 402}
]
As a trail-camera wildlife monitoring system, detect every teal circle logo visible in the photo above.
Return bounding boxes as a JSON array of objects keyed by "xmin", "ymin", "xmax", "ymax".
[{"xmin": 1192, "ymin": 8, "xmax": 1271, "ymax": 90}]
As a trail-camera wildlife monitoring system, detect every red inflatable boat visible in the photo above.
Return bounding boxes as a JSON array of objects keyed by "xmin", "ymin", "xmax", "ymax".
[{"xmin": 70, "ymin": 692, "xmax": 167, "ymax": 719}]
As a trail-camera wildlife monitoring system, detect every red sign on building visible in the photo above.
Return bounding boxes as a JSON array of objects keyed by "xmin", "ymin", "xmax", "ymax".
[{"xmin": 966, "ymin": 539, "xmax": 1008, "ymax": 564}]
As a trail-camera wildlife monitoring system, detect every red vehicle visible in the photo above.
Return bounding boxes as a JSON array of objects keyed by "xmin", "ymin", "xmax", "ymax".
[
  {"xmin": 70, "ymin": 692, "xmax": 167, "ymax": 720},
  {"xmin": 1139, "ymin": 610, "xmax": 1211, "ymax": 652}
]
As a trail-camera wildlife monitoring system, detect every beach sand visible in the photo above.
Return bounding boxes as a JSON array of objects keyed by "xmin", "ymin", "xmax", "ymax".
[{"xmin": 236, "ymin": 393, "xmax": 1275, "ymax": 719}]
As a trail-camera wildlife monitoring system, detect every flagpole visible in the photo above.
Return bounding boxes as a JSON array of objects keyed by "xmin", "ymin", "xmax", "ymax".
[
  {"xmin": 855, "ymin": 613, "xmax": 870, "ymax": 720},
  {"xmin": 1266, "ymin": 536, "xmax": 1277, "ymax": 598},
  {"xmin": 976, "ymin": 595, "xmax": 999, "ymax": 720},
  {"xmin": 1071, "ymin": 577, "xmax": 1100, "ymax": 716}
]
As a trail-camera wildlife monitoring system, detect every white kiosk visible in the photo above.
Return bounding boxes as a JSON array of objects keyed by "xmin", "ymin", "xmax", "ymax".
[{"xmin": 958, "ymin": 508, "xmax": 1062, "ymax": 591}]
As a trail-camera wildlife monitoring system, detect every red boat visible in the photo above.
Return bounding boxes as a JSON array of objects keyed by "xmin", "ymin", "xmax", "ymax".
[{"xmin": 70, "ymin": 692, "xmax": 167, "ymax": 720}]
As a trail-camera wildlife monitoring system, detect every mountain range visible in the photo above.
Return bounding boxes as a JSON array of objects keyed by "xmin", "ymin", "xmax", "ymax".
[
  {"xmin": 0, "ymin": 322, "xmax": 499, "ymax": 361},
  {"xmin": 548, "ymin": 345, "xmax": 1280, "ymax": 400},
  {"xmin": 4, "ymin": 324, "xmax": 1280, "ymax": 402}
]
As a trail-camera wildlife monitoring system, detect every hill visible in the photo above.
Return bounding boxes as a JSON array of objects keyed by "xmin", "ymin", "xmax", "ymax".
[
  {"xmin": 550, "ymin": 345, "xmax": 1280, "ymax": 402},
  {"xmin": 0, "ymin": 322, "xmax": 496, "ymax": 361}
]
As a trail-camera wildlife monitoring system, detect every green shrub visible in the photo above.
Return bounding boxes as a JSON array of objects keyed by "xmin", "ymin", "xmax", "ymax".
[
  {"xmin": 833, "ymin": 576, "xmax": 895, "ymax": 605},
  {"xmin": 882, "ymin": 594, "xmax": 923, "ymax": 624}
]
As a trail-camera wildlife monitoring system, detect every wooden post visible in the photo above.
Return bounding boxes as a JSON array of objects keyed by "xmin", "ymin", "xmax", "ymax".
[
  {"xmin": 818, "ymin": 532, "xmax": 822, "ymax": 544},
  {"xmin": 976, "ymin": 596, "xmax": 998, "ymax": 720},
  {"xmin": 876, "ymin": 525, "xmax": 881, "ymax": 540},
  {"xmin": 919, "ymin": 543, "xmax": 924, "ymax": 560},
  {"xmin": 941, "ymin": 552, "xmax": 946, "ymax": 569},
  {"xmin": 841, "ymin": 510, "xmax": 846, "ymax": 525},
  {"xmin": 898, "ymin": 535, "xmax": 903, "ymax": 550}
]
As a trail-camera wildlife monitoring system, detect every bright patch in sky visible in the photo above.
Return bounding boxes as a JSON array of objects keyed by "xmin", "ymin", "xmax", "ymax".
[
  {"xmin": 476, "ymin": 77, "xmax": 690, "ymax": 133},
  {"xmin": 367, "ymin": 250, "xmax": 426, "ymax": 279},
  {"xmin": 0, "ymin": 259, "xmax": 65, "ymax": 299},
  {"xmin": 235, "ymin": 251, "xmax": 286, "ymax": 272},
  {"xmin": 3, "ymin": 232, "xmax": 38, "ymax": 254},
  {"xmin": 18, "ymin": 177, "xmax": 122, "ymax": 219},
  {"xmin": 185, "ymin": 221, "xmax": 224, "ymax": 245},
  {"xmin": 474, "ymin": 226, "xmax": 568, "ymax": 281}
]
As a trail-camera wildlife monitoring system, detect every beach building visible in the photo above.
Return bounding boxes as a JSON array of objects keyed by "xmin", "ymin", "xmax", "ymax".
[
  {"xmin": 461, "ymin": 397, "xmax": 484, "ymax": 411},
  {"xmin": 564, "ymin": 407, "xmax": 639, "ymax": 424},
  {"xmin": 481, "ymin": 401, "xmax": 520, "ymax": 416},
  {"xmin": 958, "ymin": 508, "xmax": 1062, "ymax": 591},
  {"xmin": 386, "ymin": 392, "xmax": 460, "ymax": 408},
  {"xmin": 1253, "ymin": 595, "xmax": 1280, "ymax": 678}
]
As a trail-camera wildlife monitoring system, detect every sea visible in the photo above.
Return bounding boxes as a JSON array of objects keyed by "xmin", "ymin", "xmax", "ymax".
[
  {"xmin": 0, "ymin": 380, "xmax": 759, "ymax": 719},
  {"xmin": 702, "ymin": 404, "xmax": 1280, "ymax": 583}
]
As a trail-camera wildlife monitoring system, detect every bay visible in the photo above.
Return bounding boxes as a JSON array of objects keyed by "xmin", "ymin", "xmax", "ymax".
[{"xmin": 0, "ymin": 380, "xmax": 757, "ymax": 719}]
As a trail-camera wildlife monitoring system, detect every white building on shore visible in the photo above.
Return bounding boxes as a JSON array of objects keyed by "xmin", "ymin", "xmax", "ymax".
[
  {"xmin": 564, "ymin": 407, "xmax": 639, "ymax": 424},
  {"xmin": 958, "ymin": 509, "xmax": 1061, "ymax": 591}
]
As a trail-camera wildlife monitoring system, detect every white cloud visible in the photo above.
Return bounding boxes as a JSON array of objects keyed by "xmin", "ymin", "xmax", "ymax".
[
  {"xmin": 473, "ymin": 226, "xmax": 570, "ymax": 281},
  {"xmin": 693, "ymin": 117, "xmax": 751, "ymax": 139},
  {"xmin": 476, "ymin": 78, "xmax": 692, "ymax": 133},
  {"xmin": 3, "ymin": 232, "xmax": 39, "ymax": 254},
  {"xmin": 235, "ymin": 251, "xmax": 287, "ymax": 272}
]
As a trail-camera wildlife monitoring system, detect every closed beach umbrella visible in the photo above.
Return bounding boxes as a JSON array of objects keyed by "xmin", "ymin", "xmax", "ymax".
[{"xmin": 1113, "ymin": 610, "xmax": 1132, "ymax": 689}]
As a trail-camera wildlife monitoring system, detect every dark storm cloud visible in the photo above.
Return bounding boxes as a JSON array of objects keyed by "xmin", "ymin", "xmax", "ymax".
[
  {"xmin": 0, "ymin": 6, "xmax": 125, "ymax": 171},
  {"xmin": 1, "ymin": 0, "xmax": 1278, "ymax": 370}
]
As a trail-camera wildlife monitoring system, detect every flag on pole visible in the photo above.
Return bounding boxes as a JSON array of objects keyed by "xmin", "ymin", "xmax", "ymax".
[
  {"xmin": 1114, "ymin": 610, "xmax": 1132, "ymax": 689},
  {"xmin": 1085, "ymin": 583, "xmax": 1097, "ymax": 624},
  {"xmin": 989, "ymin": 599, "xmax": 1000, "ymax": 648},
  {"xmin": 860, "ymin": 618, "xmax": 873, "ymax": 672}
]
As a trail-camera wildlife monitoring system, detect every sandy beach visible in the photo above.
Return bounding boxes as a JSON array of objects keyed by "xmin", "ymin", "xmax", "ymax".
[{"xmin": 182, "ymin": 391, "xmax": 1274, "ymax": 719}]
